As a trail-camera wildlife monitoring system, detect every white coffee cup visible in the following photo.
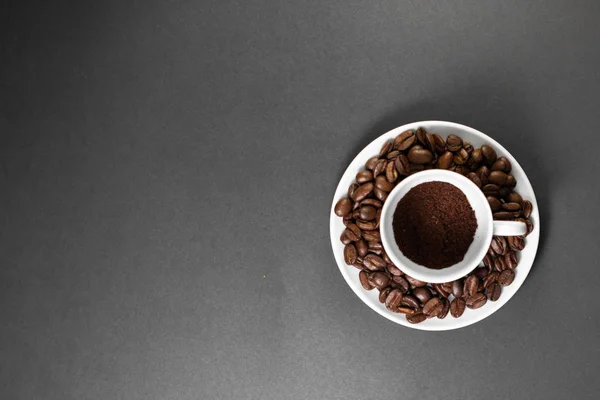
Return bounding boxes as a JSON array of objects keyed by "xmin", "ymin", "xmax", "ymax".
[{"xmin": 380, "ymin": 169, "xmax": 526, "ymax": 284}]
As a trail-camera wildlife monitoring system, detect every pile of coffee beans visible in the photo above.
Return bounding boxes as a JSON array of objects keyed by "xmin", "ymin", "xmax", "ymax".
[{"xmin": 334, "ymin": 127, "xmax": 534, "ymax": 323}]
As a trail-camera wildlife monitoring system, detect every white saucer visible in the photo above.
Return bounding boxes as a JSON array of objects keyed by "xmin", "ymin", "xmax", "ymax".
[{"xmin": 329, "ymin": 121, "xmax": 540, "ymax": 331}]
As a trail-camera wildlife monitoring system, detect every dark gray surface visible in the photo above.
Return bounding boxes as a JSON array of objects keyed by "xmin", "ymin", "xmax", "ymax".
[{"xmin": 2, "ymin": 1, "xmax": 600, "ymax": 399}]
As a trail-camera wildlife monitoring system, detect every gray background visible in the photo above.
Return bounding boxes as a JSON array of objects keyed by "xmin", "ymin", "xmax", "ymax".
[{"xmin": 1, "ymin": 1, "xmax": 599, "ymax": 399}]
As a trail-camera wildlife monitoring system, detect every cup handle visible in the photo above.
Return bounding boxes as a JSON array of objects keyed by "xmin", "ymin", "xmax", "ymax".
[{"xmin": 492, "ymin": 220, "xmax": 527, "ymax": 236}]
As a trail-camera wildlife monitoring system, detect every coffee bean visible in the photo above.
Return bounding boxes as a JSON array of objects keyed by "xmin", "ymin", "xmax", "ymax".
[
  {"xmin": 393, "ymin": 154, "xmax": 410, "ymax": 176},
  {"xmin": 453, "ymin": 165, "xmax": 470, "ymax": 175},
  {"xmin": 438, "ymin": 298, "xmax": 450, "ymax": 319},
  {"xmin": 359, "ymin": 271, "xmax": 373, "ymax": 290},
  {"xmin": 373, "ymin": 159, "xmax": 386, "ymax": 178},
  {"xmin": 396, "ymin": 307, "xmax": 415, "ymax": 315},
  {"xmin": 481, "ymin": 145, "xmax": 497, "ymax": 164},
  {"xmin": 522, "ymin": 200, "xmax": 533, "ymax": 218},
  {"xmin": 405, "ymin": 275, "xmax": 428, "ymax": 288},
  {"xmin": 382, "ymin": 251, "xmax": 392, "ymax": 264},
  {"xmin": 368, "ymin": 272, "xmax": 391, "ymax": 289},
  {"xmin": 491, "ymin": 236, "xmax": 508, "ymax": 255},
  {"xmin": 454, "ymin": 148, "xmax": 469, "ymax": 165},
  {"xmin": 487, "ymin": 196, "xmax": 502, "ymax": 212},
  {"xmin": 334, "ymin": 198, "xmax": 352, "ymax": 217},
  {"xmin": 362, "ymin": 230, "xmax": 381, "ymax": 242},
  {"xmin": 394, "ymin": 130, "xmax": 416, "ymax": 151},
  {"xmin": 387, "ymin": 264, "xmax": 403, "ymax": 276},
  {"xmin": 432, "ymin": 283, "xmax": 450, "ymax": 298},
  {"xmin": 385, "ymin": 161, "xmax": 398, "ymax": 182},
  {"xmin": 502, "ymin": 202, "xmax": 521, "ymax": 212},
  {"xmin": 483, "ymin": 271, "xmax": 499, "ymax": 289},
  {"xmin": 410, "ymin": 163, "xmax": 425, "ymax": 174},
  {"xmin": 446, "ymin": 134, "xmax": 463, "ymax": 152},
  {"xmin": 368, "ymin": 241, "xmax": 383, "ymax": 252},
  {"xmin": 358, "ymin": 205, "xmax": 377, "ymax": 221},
  {"xmin": 471, "ymin": 148, "xmax": 483, "ymax": 164},
  {"xmin": 413, "ymin": 287, "xmax": 432, "ymax": 304},
  {"xmin": 507, "ymin": 191, "xmax": 523, "ymax": 205},
  {"xmin": 450, "ymin": 298, "xmax": 466, "ymax": 318},
  {"xmin": 366, "ymin": 156, "xmax": 380, "ymax": 171},
  {"xmin": 486, "ymin": 282, "xmax": 502, "ymax": 301},
  {"xmin": 408, "ymin": 147, "xmax": 434, "ymax": 164},
  {"xmin": 356, "ymin": 239, "xmax": 368, "ymax": 257},
  {"xmin": 482, "ymin": 184, "xmax": 500, "ymax": 197},
  {"xmin": 508, "ymin": 236, "xmax": 525, "ymax": 251},
  {"xmin": 505, "ymin": 174, "xmax": 517, "ymax": 188},
  {"xmin": 347, "ymin": 183, "xmax": 359, "ymax": 199},
  {"xmin": 491, "ymin": 157, "xmax": 512, "ymax": 172},
  {"xmin": 416, "ymin": 127, "xmax": 428, "ymax": 146},
  {"xmin": 431, "ymin": 134, "xmax": 445, "ymax": 154},
  {"xmin": 498, "ymin": 269, "xmax": 515, "ymax": 286},
  {"xmin": 344, "ymin": 244, "xmax": 357, "ymax": 265},
  {"xmin": 352, "ymin": 182, "xmax": 374, "ymax": 202},
  {"xmin": 423, "ymin": 297, "xmax": 443, "ymax": 317},
  {"xmin": 379, "ymin": 141, "xmax": 393, "ymax": 157},
  {"xmin": 374, "ymin": 188, "xmax": 388, "ymax": 202},
  {"xmin": 466, "ymin": 292, "xmax": 487, "ymax": 309},
  {"xmin": 472, "ymin": 267, "xmax": 489, "ymax": 279},
  {"xmin": 364, "ymin": 254, "xmax": 386, "ymax": 269},
  {"xmin": 343, "ymin": 227, "xmax": 360, "ymax": 242},
  {"xmin": 493, "ymin": 256, "xmax": 506, "ymax": 272},
  {"xmin": 452, "ymin": 280, "xmax": 464, "ymax": 297},
  {"xmin": 425, "ymin": 133, "xmax": 437, "ymax": 153},
  {"xmin": 392, "ymin": 276, "xmax": 410, "ymax": 293},
  {"xmin": 438, "ymin": 151, "xmax": 454, "ymax": 169},
  {"xmin": 483, "ymin": 253, "xmax": 494, "ymax": 271},
  {"xmin": 340, "ymin": 231, "xmax": 352, "ymax": 245},
  {"xmin": 406, "ymin": 311, "xmax": 426, "ymax": 324},
  {"xmin": 462, "ymin": 141, "xmax": 474, "ymax": 154},
  {"xmin": 467, "ymin": 172, "xmax": 482, "ymax": 188},
  {"xmin": 476, "ymin": 165, "xmax": 491, "ymax": 185},
  {"xmin": 400, "ymin": 295, "xmax": 420, "ymax": 309},
  {"xmin": 356, "ymin": 170, "xmax": 373, "ymax": 184},
  {"xmin": 377, "ymin": 287, "xmax": 391, "ymax": 304},
  {"xmin": 375, "ymin": 175, "xmax": 394, "ymax": 192},
  {"xmin": 386, "ymin": 150, "xmax": 401, "ymax": 160},
  {"xmin": 525, "ymin": 219, "xmax": 534, "ymax": 236},
  {"xmin": 385, "ymin": 288, "xmax": 404, "ymax": 309},
  {"xmin": 360, "ymin": 198, "xmax": 383, "ymax": 208},
  {"xmin": 504, "ymin": 251, "xmax": 518, "ymax": 270},
  {"xmin": 493, "ymin": 211, "xmax": 519, "ymax": 220},
  {"xmin": 489, "ymin": 171, "xmax": 508, "ymax": 186},
  {"xmin": 464, "ymin": 275, "xmax": 479, "ymax": 297}
]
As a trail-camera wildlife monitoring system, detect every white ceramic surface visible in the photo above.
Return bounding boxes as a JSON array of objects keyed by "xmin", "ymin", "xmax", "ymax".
[
  {"xmin": 330, "ymin": 121, "xmax": 540, "ymax": 331},
  {"xmin": 379, "ymin": 170, "xmax": 527, "ymax": 284}
]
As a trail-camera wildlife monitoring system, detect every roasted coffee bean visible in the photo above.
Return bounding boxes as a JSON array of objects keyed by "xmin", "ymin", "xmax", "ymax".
[
  {"xmin": 385, "ymin": 289, "xmax": 404, "ymax": 309},
  {"xmin": 430, "ymin": 134, "xmax": 445, "ymax": 154},
  {"xmin": 355, "ymin": 239, "xmax": 368, "ymax": 257},
  {"xmin": 392, "ymin": 276, "xmax": 410, "ymax": 293},
  {"xmin": 374, "ymin": 188, "xmax": 388, "ymax": 202},
  {"xmin": 340, "ymin": 231, "xmax": 352, "ymax": 245},
  {"xmin": 401, "ymin": 295, "xmax": 420, "ymax": 309},
  {"xmin": 499, "ymin": 187, "xmax": 511, "ymax": 200},
  {"xmin": 425, "ymin": 133, "xmax": 437, "ymax": 153},
  {"xmin": 413, "ymin": 287, "xmax": 432, "ymax": 304},
  {"xmin": 491, "ymin": 157, "xmax": 512, "ymax": 172},
  {"xmin": 491, "ymin": 236, "xmax": 508, "ymax": 255},
  {"xmin": 385, "ymin": 161, "xmax": 398, "ymax": 182},
  {"xmin": 360, "ymin": 198, "xmax": 383, "ymax": 208},
  {"xmin": 482, "ymin": 184, "xmax": 500, "ymax": 197},
  {"xmin": 406, "ymin": 275, "xmax": 428, "ymax": 288},
  {"xmin": 373, "ymin": 159, "xmax": 386, "ymax": 178},
  {"xmin": 352, "ymin": 182, "xmax": 374, "ymax": 202},
  {"xmin": 476, "ymin": 165, "xmax": 491, "ymax": 185},
  {"xmin": 343, "ymin": 227, "xmax": 360, "ymax": 242},
  {"xmin": 466, "ymin": 292, "xmax": 487, "ymax": 309},
  {"xmin": 362, "ymin": 230, "xmax": 381, "ymax": 242},
  {"xmin": 502, "ymin": 202, "xmax": 521, "ymax": 212},
  {"xmin": 377, "ymin": 287, "xmax": 391, "ymax": 304},
  {"xmin": 347, "ymin": 183, "xmax": 359, "ymax": 199},
  {"xmin": 364, "ymin": 254, "xmax": 386, "ymax": 269},
  {"xmin": 508, "ymin": 236, "xmax": 525, "ymax": 251},
  {"xmin": 387, "ymin": 264, "xmax": 403, "ymax": 276},
  {"xmin": 438, "ymin": 298, "xmax": 450, "ymax": 319},
  {"xmin": 505, "ymin": 174, "xmax": 517, "ymax": 188},
  {"xmin": 334, "ymin": 197, "xmax": 352, "ymax": 217},
  {"xmin": 472, "ymin": 267, "xmax": 489, "ymax": 280},
  {"xmin": 493, "ymin": 211, "xmax": 519, "ymax": 220},
  {"xmin": 379, "ymin": 141, "xmax": 393, "ymax": 157},
  {"xmin": 359, "ymin": 271, "xmax": 373, "ymax": 290},
  {"xmin": 525, "ymin": 219, "xmax": 534, "ymax": 235},
  {"xmin": 452, "ymin": 280, "xmax": 464, "ymax": 297},
  {"xmin": 498, "ymin": 269, "xmax": 515, "ymax": 286},
  {"xmin": 489, "ymin": 171, "xmax": 508, "ymax": 186},
  {"xmin": 386, "ymin": 150, "xmax": 401, "ymax": 160},
  {"xmin": 466, "ymin": 172, "xmax": 482, "ymax": 188},
  {"xmin": 423, "ymin": 297, "xmax": 443, "ymax": 317},
  {"xmin": 494, "ymin": 256, "xmax": 506, "ymax": 272},
  {"xmin": 368, "ymin": 241, "xmax": 383, "ymax": 252},
  {"xmin": 347, "ymin": 223, "xmax": 362, "ymax": 239},
  {"xmin": 394, "ymin": 130, "xmax": 416, "ymax": 150},
  {"xmin": 394, "ymin": 154, "xmax": 411, "ymax": 176},
  {"xmin": 368, "ymin": 272, "xmax": 390, "ymax": 289},
  {"xmin": 356, "ymin": 170, "xmax": 373, "ymax": 184},
  {"xmin": 483, "ymin": 271, "xmax": 499, "ymax": 289},
  {"xmin": 396, "ymin": 307, "xmax": 415, "ymax": 315},
  {"xmin": 416, "ymin": 127, "xmax": 428, "ymax": 146},
  {"xmin": 410, "ymin": 163, "xmax": 425, "ymax": 173},
  {"xmin": 471, "ymin": 148, "xmax": 483, "ymax": 164},
  {"xmin": 408, "ymin": 147, "xmax": 434, "ymax": 164},
  {"xmin": 481, "ymin": 145, "xmax": 497, "ymax": 164},
  {"xmin": 446, "ymin": 134, "xmax": 463, "ymax": 152},
  {"xmin": 438, "ymin": 151, "xmax": 454, "ymax": 169},
  {"xmin": 366, "ymin": 156, "xmax": 379, "ymax": 171},
  {"xmin": 442, "ymin": 281, "xmax": 453, "ymax": 291},
  {"xmin": 487, "ymin": 196, "xmax": 502, "ymax": 212},
  {"xmin": 344, "ymin": 244, "xmax": 358, "ymax": 265},
  {"xmin": 454, "ymin": 165, "xmax": 470, "ymax": 175},
  {"xmin": 462, "ymin": 141, "xmax": 474, "ymax": 153},
  {"xmin": 406, "ymin": 311, "xmax": 426, "ymax": 324},
  {"xmin": 486, "ymin": 283, "xmax": 502, "ymax": 301},
  {"xmin": 450, "ymin": 298, "xmax": 466, "ymax": 318},
  {"xmin": 504, "ymin": 251, "xmax": 518, "ymax": 270},
  {"xmin": 432, "ymin": 283, "xmax": 450, "ymax": 298},
  {"xmin": 507, "ymin": 191, "xmax": 523, "ymax": 205},
  {"xmin": 382, "ymin": 251, "xmax": 392, "ymax": 264},
  {"xmin": 483, "ymin": 254, "xmax": 494, "ymax": 271},
  {"xmin": 454, "ymin": 148, "xmax": 470, "ymax": 165},
  {"xmin": 522, "ymin": 200, "xmax": 533, "ymax": 218},
  {"xmin": 351, "ymin": 260, "xmax": 364, "ymax": 270},
  {"xmin": 375, "ymin": 175, "xmax": 394, "ymax": 192},
  {"xmin": 464, "ymin": 275, "xmax": 479, "ymax": 297},
  {"xmin": 358, "ymin": 205, "xmax": 377, "ymax": 221}
]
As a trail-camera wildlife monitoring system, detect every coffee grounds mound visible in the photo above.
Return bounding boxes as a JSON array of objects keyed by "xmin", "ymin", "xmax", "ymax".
[{"xmin": 392, "ymin": 181, "xmax": 477, "ymax": 269}]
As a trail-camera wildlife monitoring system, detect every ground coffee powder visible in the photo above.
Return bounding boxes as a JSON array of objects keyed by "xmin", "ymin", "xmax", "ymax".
[{"xmin": 392, "ymin": 181, "xmax": 477, "ymax": 269}]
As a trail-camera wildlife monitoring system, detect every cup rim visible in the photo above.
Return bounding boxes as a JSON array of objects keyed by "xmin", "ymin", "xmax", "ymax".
[{"xmin": 380, "ymin": 169, "xmax": 493, "ymax": 283}]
